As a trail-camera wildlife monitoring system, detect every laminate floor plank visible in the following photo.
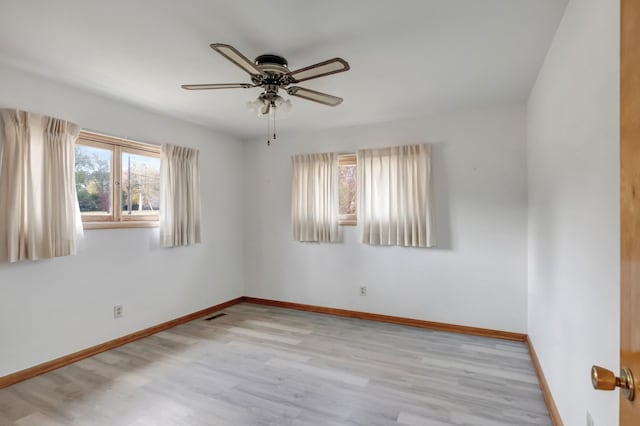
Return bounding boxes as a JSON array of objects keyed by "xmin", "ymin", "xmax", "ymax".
[{"xmin": 0, "ymin": 303, "xmax": 550, "ymax": 425}]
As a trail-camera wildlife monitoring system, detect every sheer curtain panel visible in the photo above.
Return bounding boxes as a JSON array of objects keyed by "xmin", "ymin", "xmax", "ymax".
[
  {"xmin": 358, "ymin": 143, "xmax": 434, "ymax": 247},
  {"xmin": 0, "ymin": 109, "xmax": 83, "ymax": 262},
  {"xmin": 160, "ymin": 144, "xmax": 201, "ymax": 247},
  {"xmin": 291, "ymin": 152, "xmax": 338, "ymax": 242}
]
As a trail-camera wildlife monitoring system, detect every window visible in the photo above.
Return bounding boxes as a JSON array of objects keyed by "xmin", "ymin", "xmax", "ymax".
[
  {"xmin": 74, "ymin": 131, "xmax": 161, "ymax": 229},
  {"xmin": 338, "ymin": 154, "xmax": 357, "ymax": 225}
]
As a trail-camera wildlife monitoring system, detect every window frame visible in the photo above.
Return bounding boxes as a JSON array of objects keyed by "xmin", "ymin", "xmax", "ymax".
[
  {"xmin": 337, "ymin": 153, "xmax": 357, "ymax": 226},
  {"xmin": 76, "ymin": 131, "xmax": 161, "ymax": 230}
]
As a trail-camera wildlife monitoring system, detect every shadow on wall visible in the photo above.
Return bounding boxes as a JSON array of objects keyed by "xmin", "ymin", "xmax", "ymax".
[{"xmin": 431, "ymin": 142, "xmax": 452, "ymax": 250}]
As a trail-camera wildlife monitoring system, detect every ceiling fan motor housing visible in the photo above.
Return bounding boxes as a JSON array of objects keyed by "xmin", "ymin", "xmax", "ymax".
[
  {"xmin": 253, "ymin": 54, "xmax": 293, "ymax": 86},
  {"xmin": 255, "ymin": 54, "xmax": 288, "ymax": 68}
]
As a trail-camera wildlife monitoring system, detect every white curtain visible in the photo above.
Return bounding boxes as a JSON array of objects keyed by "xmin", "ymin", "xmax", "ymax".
[
  {"xmin": 358, "ymin": 143, "xmax": 434, "ymax": 247},
  {"xmin": 291, "ymin": 152, "xmax": 338, "ymax": 242},
  {"xmin": 160, "ymin": 144, "xmax": 201, "ymax": 247},
  {"xmin": 0, "ymin": 109, "xmax": 83, "ymax": 262}
]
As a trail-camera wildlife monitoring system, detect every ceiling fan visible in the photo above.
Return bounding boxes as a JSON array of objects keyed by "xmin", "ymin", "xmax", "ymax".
[{"xmin": 181, "ymin": 43, "xmax": 350, "ymax": 144}]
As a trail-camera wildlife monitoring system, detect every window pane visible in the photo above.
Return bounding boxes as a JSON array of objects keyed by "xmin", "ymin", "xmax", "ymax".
[
  {"xmin": 121, "ymin": 152, "xmax": 160, "ymax": 216},
  {"xmin": 75, "ymin": 144, "xmax": 112, "ymax": 214},
  {"xmin": 339, "ymin": 163, "xmax": 357, "ymax": 215}
]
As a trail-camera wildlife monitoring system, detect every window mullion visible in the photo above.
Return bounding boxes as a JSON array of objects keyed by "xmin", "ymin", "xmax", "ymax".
[{"xmin": 114, "ymin": 145, "xmax": 122, "ymax": 222}]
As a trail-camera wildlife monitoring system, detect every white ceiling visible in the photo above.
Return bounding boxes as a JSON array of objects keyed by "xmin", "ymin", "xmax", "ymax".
[{"xmin": 0, "ymin": 0, "xmax": 567, "ymax": 140}]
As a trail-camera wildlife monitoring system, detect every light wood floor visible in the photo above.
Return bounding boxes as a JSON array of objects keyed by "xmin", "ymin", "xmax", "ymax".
[{"xmin": 0, "ymin": 303, "xmax": 550, "ymax": 425}]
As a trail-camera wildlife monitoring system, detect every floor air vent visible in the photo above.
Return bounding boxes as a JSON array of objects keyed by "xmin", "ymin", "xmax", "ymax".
[{"xmin": 204, "ymin": 313, "xmax": 227, "ymax": 321}]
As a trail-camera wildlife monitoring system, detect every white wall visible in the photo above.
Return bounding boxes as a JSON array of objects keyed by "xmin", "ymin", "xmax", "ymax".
[
  {"xmin": 527, "ymin": 0, "xmax": 619, "ymax": 424},
  {"xmin": 0, "ymin": 63, "xmax": 245, "ymax": 376},
  {"xmin": 244, "ymin": 105, "xmax": 528, "ymax": 333}
]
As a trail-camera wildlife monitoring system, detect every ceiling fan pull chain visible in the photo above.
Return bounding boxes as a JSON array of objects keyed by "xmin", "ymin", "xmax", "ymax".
[
  {"xmin": 267, "ymin": 114, "xmax": 271, "ymax": 146},
  {"xmin": 273, "ymin": 108, "xmax": 277, "ymax": 141}
]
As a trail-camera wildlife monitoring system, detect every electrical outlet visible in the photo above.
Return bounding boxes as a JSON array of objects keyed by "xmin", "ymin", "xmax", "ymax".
[
  {"xmin": 360, "ymin": 286, "xmax": 367, "ymax": 296},
  {"xmin": 113, "ymin": 304, "xmax": 123, "ymax": 319},
  {"xmin": 586, "ymin": 411, "xmax": 594, "ymax": 426}
]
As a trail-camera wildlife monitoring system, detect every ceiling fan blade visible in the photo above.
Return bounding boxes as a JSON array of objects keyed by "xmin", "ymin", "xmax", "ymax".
[
  {"xmin": 288, "ymin": 58, "xmax": 350, "ymax": 83},
  {"xmin": 181, "ymin": 83, "xmax": 254, "ymax": 90},
  {"xmin": 287, "ymin": 86, "xmax": 343, "ymax": 106},
  {"xmin": 210, "ymin": 43, "xmax": 262, "ymax": 76}
]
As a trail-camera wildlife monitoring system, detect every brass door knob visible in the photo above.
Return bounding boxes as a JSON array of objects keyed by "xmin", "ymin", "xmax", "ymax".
[{"xmin": 591, "ymin": 365, "xmax": 635, "ymax": 401}]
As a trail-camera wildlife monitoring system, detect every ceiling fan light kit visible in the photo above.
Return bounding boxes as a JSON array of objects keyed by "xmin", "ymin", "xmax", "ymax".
[
  {"xmin": 182, "ymin": 43, "xmax": 350, "ymax": 146},
  {"xmin": 247, "ymin": 94, "xmax": 292, "ymax": 116}
]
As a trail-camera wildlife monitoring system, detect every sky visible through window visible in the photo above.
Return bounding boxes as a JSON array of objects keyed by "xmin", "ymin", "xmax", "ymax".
[
  {"xmin": 75, "ymin": 145, "xmax": 112, "ymax": 214},
  {"xmin": 339, "ymin": 163, "xmax": 356, "ymax": 216},
  {"xmin": 121, "ymin": 153, "xmax": 160, "ymax": 215}
]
